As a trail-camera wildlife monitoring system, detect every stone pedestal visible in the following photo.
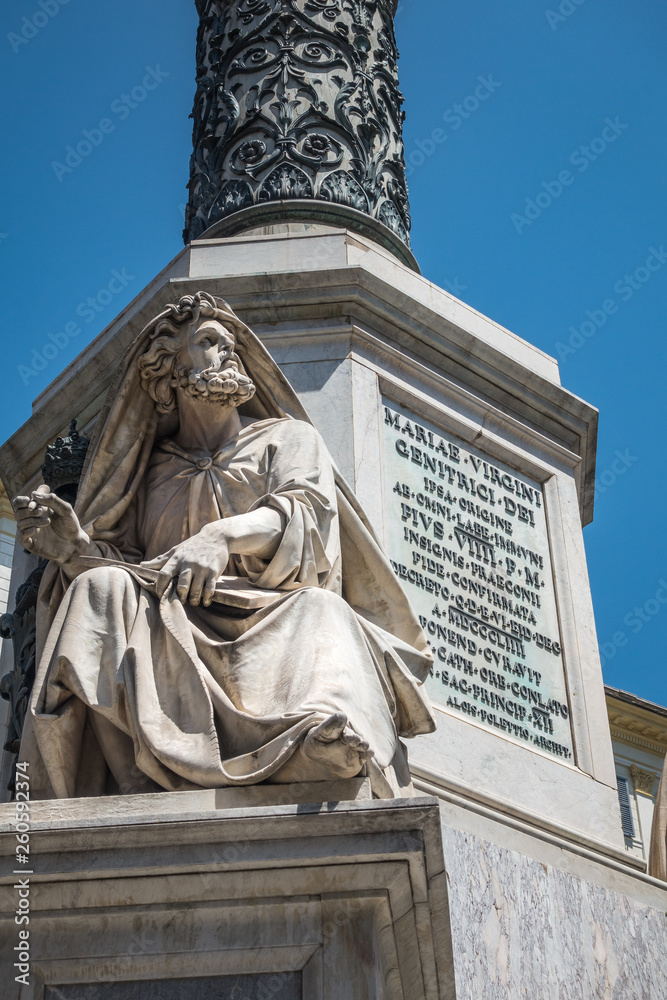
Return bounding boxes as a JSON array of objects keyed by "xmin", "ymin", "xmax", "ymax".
[
  {"xmin": 1, "ymin": 224, "xmax": 666, "ymax": 997},
  {"xmin": 0, "ymin": 786, "xmax": 452, "ymax": 1000},
  {"xmin": 0, "ymin": 223, "xmax": 619, "ymax": 855}
]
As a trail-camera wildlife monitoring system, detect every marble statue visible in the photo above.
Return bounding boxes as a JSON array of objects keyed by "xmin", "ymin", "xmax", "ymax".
[{"xmin": 14, "ymin": 292, "xmax": 435, "ymax": 799}]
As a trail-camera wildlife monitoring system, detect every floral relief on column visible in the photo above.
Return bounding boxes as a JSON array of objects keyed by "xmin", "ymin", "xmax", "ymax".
[{"xmin": 185, "ymin": 0, "xmax": 411, "ymax": 248}]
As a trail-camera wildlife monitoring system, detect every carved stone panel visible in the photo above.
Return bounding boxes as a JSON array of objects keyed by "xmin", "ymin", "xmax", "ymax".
[
  {"xmin": 45, "ymin": 975, "xmax": 302, "ymax": 1000},
  {"xmin": 382, "ymin": 400, "xmax": 575, "ymax": 763},
  {"xmin": 185, "ymin": 0, "xmax": 411, "ymax": 251},
  {"xmin": 630, "ymin": 764, "xmax": 658, "ymax": 797}
]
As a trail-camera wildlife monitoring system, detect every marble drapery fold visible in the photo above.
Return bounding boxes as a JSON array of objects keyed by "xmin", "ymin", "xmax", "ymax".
[{"xmin": 20, "ymin": 297, "xmax": 435, "ymax": 799}]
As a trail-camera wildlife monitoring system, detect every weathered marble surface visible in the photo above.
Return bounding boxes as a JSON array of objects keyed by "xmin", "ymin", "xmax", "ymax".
[
  {"xmin": 45, "ymin": 974, "xmax": 302, "ymax": 1000},
  {"xmin": 0, "ymin": 794, "xmax": 451, "ymax": 1000},
  {"xmin": 442, "ymin": 824, "xmax": 667, "ymax": 1000}
]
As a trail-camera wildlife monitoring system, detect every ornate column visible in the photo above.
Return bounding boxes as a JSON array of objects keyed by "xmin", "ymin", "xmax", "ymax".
[{"xmin": 184, "ymin": 0, "xmax": 415, "ymax": 268}]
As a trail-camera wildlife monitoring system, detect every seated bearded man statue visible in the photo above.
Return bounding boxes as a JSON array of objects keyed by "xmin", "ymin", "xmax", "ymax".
[{"xmin": 15, "ymin": 292, "xmax": 435, "ymax": 800}]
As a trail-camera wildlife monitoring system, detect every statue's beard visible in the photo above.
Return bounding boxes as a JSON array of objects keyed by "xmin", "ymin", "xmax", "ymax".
[{"xmin": 177, "ymin": 363, "xmax": 256, "ymax": 408}]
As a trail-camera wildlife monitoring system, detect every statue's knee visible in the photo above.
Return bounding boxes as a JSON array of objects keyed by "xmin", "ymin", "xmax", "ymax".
[
  {"xmin": 72, "ymin": 566, "xmax": 132, "ymax": 594},
  {"xmin": 293, "ymin": 586, "xmax": 344, "ymax": 612}
]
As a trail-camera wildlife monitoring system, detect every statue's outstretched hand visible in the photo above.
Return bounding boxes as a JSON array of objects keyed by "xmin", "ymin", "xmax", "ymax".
[
  {"xmin": 143, "ymin": 530, "xmax": 230, "ymax": 608},
  {"xmin": 12, "ymin": 485, "xmax": 95, "ymax": 567}
]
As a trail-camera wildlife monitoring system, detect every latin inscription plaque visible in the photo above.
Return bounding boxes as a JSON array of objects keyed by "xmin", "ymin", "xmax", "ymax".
[{"xmin": 383, "ymin": 400, "xmax": 574, "ymax": 761}]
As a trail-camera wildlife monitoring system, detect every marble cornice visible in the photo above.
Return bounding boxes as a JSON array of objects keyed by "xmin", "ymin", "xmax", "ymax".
[
  {"xmin": 606, "ymin": 690, "xmax": 667, "ymax": 759},
  {"xmin": 609, "ymin": 725, "xmax": 667, "ymax": 759}
]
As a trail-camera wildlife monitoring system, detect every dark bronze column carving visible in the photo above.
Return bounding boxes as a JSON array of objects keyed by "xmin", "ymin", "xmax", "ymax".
[{"xmin": 184, "ymin": 0, "xmax": 413, "ymax": 264}]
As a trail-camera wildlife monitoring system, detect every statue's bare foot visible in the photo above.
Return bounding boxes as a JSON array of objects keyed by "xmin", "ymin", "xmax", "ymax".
[
  {"xmin": 302, "ymin": 713, "xmax": 373, "ymax": 779},
  {"xmin": 268, "ymin": 713, "xmax": 374, "ymax": 784}
]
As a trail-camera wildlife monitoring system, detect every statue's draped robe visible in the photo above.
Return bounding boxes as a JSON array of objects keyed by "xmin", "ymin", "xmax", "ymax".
[
  {"xmin": 21, "ymin": 297, "xmax": 435, "ymax": 799},
  {"xmin": 28, "ymin": 419, "xmax": 434, "ymax": 797}
]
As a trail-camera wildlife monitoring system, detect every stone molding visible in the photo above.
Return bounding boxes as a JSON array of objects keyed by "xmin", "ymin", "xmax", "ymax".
[
  {"xmin": 198, "ymin": 199, "xmax": 419, "ymax": 270},
  {"xmin": 184, "ymin": 0, "xmax": 412, "ymax": 258},
  {"xmin": 0, "ymin": 792, "xmax": 453, "ymax": 1000},
  {"xmin": 606, "ymin": 688, "xmax": 667, "ymax": 761},
  {"xmin": 609, "ymin": 725, "xmax": 667, "ymax": 759},
  {"xmin": 412, "ymin": 762, "xmax": 643, "ymax": 872}
]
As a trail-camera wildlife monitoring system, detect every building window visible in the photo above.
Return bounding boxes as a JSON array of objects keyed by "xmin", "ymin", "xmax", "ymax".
[{"xmin": 616, "ymin": 774, "xmax": 636, "ymax": 839}]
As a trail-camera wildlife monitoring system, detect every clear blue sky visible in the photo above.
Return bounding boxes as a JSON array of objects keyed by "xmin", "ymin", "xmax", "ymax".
[{"xmin": 1, "ymin": 0, "xmax": 665, "ymax": 705}]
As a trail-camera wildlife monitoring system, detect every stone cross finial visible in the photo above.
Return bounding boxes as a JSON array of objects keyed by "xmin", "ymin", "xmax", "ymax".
[{"xmin": 184, "ymin": 0, "xmax": 414, "ymax": 267}]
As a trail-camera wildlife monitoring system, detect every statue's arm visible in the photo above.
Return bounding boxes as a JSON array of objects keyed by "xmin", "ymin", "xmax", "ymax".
[
  {"xmin": 144, "ymin": 506, "xmax": 283, "ymax": 607},
  {"xmin": 142, "ymin": 421, "xmax": 336, "ymax": 607},
  {"xmin": 213, "ymin": 507, "xmax": 283, "ymax": 561},
  {"xmin": 12, "ymin": 486, "xmax": 102, "ymax": 578}
]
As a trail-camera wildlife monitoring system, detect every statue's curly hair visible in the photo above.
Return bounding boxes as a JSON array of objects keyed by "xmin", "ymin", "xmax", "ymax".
[{"xmin": 137, "ymin": 292, "xmax": 250, "ymax": 414}]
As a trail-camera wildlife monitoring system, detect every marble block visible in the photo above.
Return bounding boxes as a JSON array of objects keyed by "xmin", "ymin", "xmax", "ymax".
[
  {"xmin": 0, "ymin": 226, "xmax": 622, "ymax": 857},
  {"xmin": 0, "ymin": 792, "xmax": 452, "ymax": 1000},
  {"xmin": 434, "ymin": 794, "xmax": 667, "ymax": 1000},
  {"xmin": 45, "ymin": 975, "xmax": 303, "ymax": 999},
  {"xmin": 0, "ymin": 776, "xmax": 371, "ymax": 827}
]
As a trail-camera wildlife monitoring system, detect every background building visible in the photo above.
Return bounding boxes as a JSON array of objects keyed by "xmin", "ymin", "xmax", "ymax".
[
  {"xmin": 0, "ymin": 489, "xmax": 16, "ymax": 622},
  {"xmin": 607, "ymin": 685, "xmax": 667, "ymax": 864}
]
